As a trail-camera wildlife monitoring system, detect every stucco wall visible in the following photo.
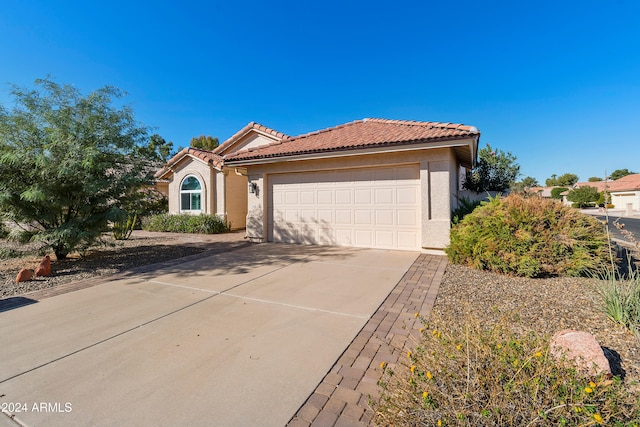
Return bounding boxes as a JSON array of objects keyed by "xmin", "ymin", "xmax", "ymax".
[
  {"xmin": 611, "ymin": 191, "xmax": 640, "ymax": 211},
  {"xmin": 225, "ymin": 170, "xmax": 248, "ymax": 230},
  {"xmin": 242, "ymin": 148, "xmax": 458, "ymax": 249},
  {"xmin": 167, "ymin": 157, "xmax": 216, "ymax": 215},
  {"xmin": 218, "ymin": 133, "xmax": 281, "ymax": 155}
]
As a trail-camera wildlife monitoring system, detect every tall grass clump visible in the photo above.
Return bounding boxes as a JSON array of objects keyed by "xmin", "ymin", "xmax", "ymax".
[
  {"xmin": 446, "ymin": 194, "xmax": 610, "ymax": 277},
  {"xmin": 593, "ymin": 214, "xmax": 640, "ymax": 340},
  {"xmin": 373, "ymin": 313, "xmax": 640, "ymax": 426},
  {"xmin": 142, "ymin": 213, "xmax": 229, "ymax": 234},
  {"xmin": 595, "ymin": 266, "xmax": 640, "ymax": 340}
]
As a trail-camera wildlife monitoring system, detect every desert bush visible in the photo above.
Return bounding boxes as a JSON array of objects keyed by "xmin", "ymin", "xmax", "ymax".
[
  {"xmin": 373, "ymin": 313, "xmax": 640, "ymax": 426},
  {"xmin": 0, "ymin": 222, "xmax": 8, "ymax": 239},
  {"xmin": 451, "ymin": 196, "xmax": 482, "ymax": 224},
  {"xmin": 142, "ymin": 213, "xmax": 229, "ymax": 234},
  {"xmin": 446, "ymin": 194, "xmax": 610, "ymax": 277},
  {"xmin": 0, "ymin": 247, "xmax": 19, "ymax": 259}
]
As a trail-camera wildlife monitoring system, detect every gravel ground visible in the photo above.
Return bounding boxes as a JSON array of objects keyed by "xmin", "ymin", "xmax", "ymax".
[
  {"xmin": 0, "ymin": 230, "xmax": 246, "ymax": 298},
  {"xmin": 434, "ymin": 263, "xmax": 640, "ymax": 389}
]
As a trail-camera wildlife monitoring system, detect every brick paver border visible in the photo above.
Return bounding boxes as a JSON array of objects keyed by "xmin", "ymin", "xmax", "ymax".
[{"xmin": 287, "ymin": 254, "xmax": 448, "ymax": 427}]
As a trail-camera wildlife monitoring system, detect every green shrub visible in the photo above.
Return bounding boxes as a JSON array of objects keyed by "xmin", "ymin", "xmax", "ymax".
[
  {"xmin": 142, "ymin": 213, "xmax": 229, "ymax": 234},
  {"xmin": 373, "ymin": 313, "xmax": 640, "ymax": 426},
  {"xmin": 451, "ymin": 196, "xmax": 482, "ymax": 224},
  {"xmin": 445, "ymin": 194, "xmax": 610, "ymax": 277}
]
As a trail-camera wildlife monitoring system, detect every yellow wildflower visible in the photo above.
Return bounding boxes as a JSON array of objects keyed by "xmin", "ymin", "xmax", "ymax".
[
  {"xmin": 414, "ymin": 312, "xmax": 419, "ymax": 317},
  {"xmin": 574, "ymin": 406, "xmax": 582, "ymax": 413},
  {"xmin": 426, "ymin": 371, "xmax": 433, "ymax": 380},
  {"xmin": 410, "ymin": 365, "xmax": 416, "ymax": 373},
  {"xmin": 534, "ymin": 351, "xmax": 542, "ymax": 358},
  {"xmin": 379, "ymin": 361, "xmax": 386, "ymax": 370},
  {"xmin": 593, "ymin": 413, "xmax": 603, "ymax": 424},
  {"xmin": 422, "ymin": 391, "xmax": 428, "ymax": 399},
  {"xmin": 419, "ymin": 328, "xmax": 424, "ymax": 333},
  {"xmin": 456, "ymin": 344, "xmax": 463, "ymax": 351},
  {"xmin": 589, "ymin": 381, "xmax": 597, "ymax": 389},
  {"xmin": 512, "ymin": 359, "xmax": 519, "ymax": 367},
  {"xmin": 407, "ymin": 351, "xmax": 412, "ymax": 358},
  {"xmin": 437, "ymin": 420, "xmax": 443, "ymax": 426},
  {"xmin": 585, "ymin": 387, "xmax": 593, "ymax": 394}
]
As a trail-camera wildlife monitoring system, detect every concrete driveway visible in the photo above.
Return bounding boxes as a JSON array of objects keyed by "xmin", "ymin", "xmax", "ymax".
[{"xmin": 0, "ymin": 243, "xmax": 418, "ymax": 427}]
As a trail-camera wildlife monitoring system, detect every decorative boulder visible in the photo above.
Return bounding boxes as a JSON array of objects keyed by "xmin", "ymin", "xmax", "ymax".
[
  {"xmin": 550, "ymin": 330, "xmax": 611, "ymax": 378},
  {"xmin": 15, "ymin": 268, "xmax": 34, "ymax": 283},
  {"xmin": 35, "ymin": 255, "xmax": 51, "ymax": 277}
]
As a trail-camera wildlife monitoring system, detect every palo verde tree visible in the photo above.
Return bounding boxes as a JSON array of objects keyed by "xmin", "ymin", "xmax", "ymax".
[
  {"xmin": 0, "ymin": 78, "xmax": 161, "ymax": 259},
  {"xmin": 463, "ymin": 143, "xmax": 520, "ymax": 192}
]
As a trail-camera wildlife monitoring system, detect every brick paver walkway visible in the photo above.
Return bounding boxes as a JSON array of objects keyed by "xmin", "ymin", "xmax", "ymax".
[{"xmin": 287, "ymin": 253, "xmax": 448, "ymax": 427}]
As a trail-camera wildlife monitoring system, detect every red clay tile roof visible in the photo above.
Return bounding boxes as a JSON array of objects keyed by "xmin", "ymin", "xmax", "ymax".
[
  {"xmin": 224, "ymin": 118, "xmax": 479, "ymax": 162},
  {"xmin": 213, "ymin": 121, "xmax": 288, "ymax": 154},
  {"xmin": 154, "ymin": 147, "xmax": 224, "ymax": 179},
  {"xmin": 573, "ymin": 174, "xmax": 640, "ymax": 193}
]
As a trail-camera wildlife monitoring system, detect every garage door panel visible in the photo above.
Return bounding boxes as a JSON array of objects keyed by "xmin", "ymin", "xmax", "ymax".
[
  {"xmin": 375, "ymin": 210, "xmax": 394, "ymax": 226},
  {"xmin": 355, "ymin": 230, "xmax": 373, "ymax": 246},
  {"xmin": 397, "ymin": 231, "xmax": 418, "ymax": 249},
  {"xmin": 397, "ymin": 187, "xmax": 418, "ymax": 204},
  {"xmin": 335, "ymin": 229, "xmax": 353, "ymax": 245},
  {"xmin": 335, "ymin": 189, "xmax": 352, "ymax": 204},
  {"xmin": 270, "ymin": 165, "xmax": 420, "ymax": 250},
  {"xmin": 375, "ymin": 230, "xmax": 394, "ymax": 247},
  {"xmin": 355, "ymin": 210, "xmax": 372, "ymax": 225},
  {"xmin": 354, "ymin": 189, "xmax": 372, "ymax": 204},
  {"xmin": 335, "ymin": 210, "xmax": 352, "ymax": 225},
  {"xmin": 397, "ymin": 210, "xmax": 418, "ymax": 226},
  {"xmin": 317, "ymin": 190, "xmax": 333, "ymax": 204},
  {"xmin": 375, "ymin": 188, "xmax": 394, "ymax": 204}
]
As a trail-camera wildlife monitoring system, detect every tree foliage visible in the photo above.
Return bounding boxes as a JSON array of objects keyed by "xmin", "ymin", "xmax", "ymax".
[
  {"xmin": 550, "ymin": 187, "xmax": 568, "ymax": 199},
  {"xmin": 588, "ymin": 176, "xmax": 603, "ymax": 182},
  {"xmin": 566, "ymin": 186, "xmax": 600, "ymax": 208},
  {"xmin": 190, "ymin": 135, "xmax": 219, "ymax": 151},
  {"xmin": 545, "ymin": 173, "xmax": 579, "ymax": 187},
  {"xmin": 510, "ymin": 176, "xmax": 539, "ymax": 194},
  {"xmin": 609, "ymin": 168, "xmax": 637, "ymax": 181},
  {"xmin": 463, "ymin": 144, "xmax": 520, "ymax": 192},
  {"xmin": 0, "ymin": 78, "xmax": 159, "ymax": 259}
]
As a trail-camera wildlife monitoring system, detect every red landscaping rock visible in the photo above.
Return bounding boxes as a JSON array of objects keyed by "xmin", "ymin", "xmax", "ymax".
[
  {"xmin": 35, "ymin": 255, "xmax": 51, "ymax": 277},
  {"xmin": 15, "ymin": 268, "xmax": 34, "ymax": 283},
  {"xmin": 550, "ymin": 330, "xmax": 611, "ymax": 378}
]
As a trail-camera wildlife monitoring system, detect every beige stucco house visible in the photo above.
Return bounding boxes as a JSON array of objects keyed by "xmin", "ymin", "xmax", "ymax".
[
  {"xmin": 154, "ymin": 122, "xmax": 288, "ymax": 230},
  {"xmin": 157, "ymin": 118, "xmax": 480, "ymax": 250}
]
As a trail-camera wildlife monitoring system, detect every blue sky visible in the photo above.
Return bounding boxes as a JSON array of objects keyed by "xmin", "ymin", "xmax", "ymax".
[{"xmin": 1, "ymin": 0, "xmax": 638, "ymax": 184}]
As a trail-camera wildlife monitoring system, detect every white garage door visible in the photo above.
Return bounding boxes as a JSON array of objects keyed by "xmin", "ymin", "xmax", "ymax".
[{"xmin": 268, "ymin": 165, "xmax": 421, "ymax": 250}]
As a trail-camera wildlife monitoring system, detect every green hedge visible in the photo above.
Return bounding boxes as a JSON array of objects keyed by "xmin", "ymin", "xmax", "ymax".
[
  {"xmin": 142, "ymin": 213, "xmax": 230, "ymax": 234},
  {"xmin": 445, "ymin": 194, "xmax": 611, "ymax": 277}
]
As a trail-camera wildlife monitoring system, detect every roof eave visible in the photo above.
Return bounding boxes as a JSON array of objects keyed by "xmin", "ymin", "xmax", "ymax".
[{"xmin": 225, "ymin": 136, "xmax": 478, "ymax": 166}]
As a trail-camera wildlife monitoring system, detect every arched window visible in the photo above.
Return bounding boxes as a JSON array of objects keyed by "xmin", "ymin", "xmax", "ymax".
[{"xmin": 180, "ymin": 175, "xmax": 202, "ymax": 212}]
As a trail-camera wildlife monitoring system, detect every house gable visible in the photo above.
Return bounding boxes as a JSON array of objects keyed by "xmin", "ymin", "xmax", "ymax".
[{"xmin": 213, "ymin": 122, "xmax": 288, "ymax": 156}]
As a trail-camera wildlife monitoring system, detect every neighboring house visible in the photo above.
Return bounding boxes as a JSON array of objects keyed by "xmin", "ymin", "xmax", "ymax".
[
  {"xmin": 154, "ymin": 122, "xmax": 288, "ymax": 230},
  {"xmin": 604, "ymin": 174, "xmax": 640, "ymax": 210},
  {"xmin": 222, "ymin": 118, "xmax": 480, "ymax": 251},
  {"xmin": 557, "ymin": 176, "xmax": 640, "ymax": 210}
]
